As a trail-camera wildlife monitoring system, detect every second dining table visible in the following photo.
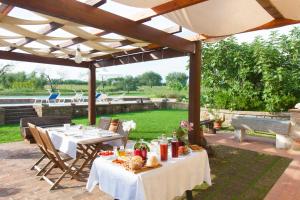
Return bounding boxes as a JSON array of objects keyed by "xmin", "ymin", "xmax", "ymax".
[{"xmin": 46, "ymin": 125, "xmax": 124, "ymax": 175}]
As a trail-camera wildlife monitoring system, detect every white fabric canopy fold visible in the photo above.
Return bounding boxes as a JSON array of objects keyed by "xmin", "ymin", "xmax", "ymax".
[{"xmin": 113, "ymin": 0, "xmax": 300, "ymax": 37}]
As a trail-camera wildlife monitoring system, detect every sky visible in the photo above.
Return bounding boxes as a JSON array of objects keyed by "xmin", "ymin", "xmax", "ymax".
[{"xmin": 0, "ymin": 1, "xmax": 299, "ymax": 82}]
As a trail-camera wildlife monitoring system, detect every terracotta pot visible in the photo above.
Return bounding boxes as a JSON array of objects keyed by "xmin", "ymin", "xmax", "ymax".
[{"xmin": 213, "ymin": 121, "xmax": 222, "ymax": 129}]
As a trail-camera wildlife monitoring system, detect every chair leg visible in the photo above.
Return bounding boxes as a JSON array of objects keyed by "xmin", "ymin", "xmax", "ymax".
[
  {"xmin": 49, "ymin": 169, "xmax": 70, "ymax": 190},
  {"xmin": 36, "ymin": 159, "xmax": 52, "ymax": 176},
  {"xmin": 41, "ymin": 163, "xmax": 56, "ymax": 180},
  {"xmin": 31, "ymin": 154, "xmax": 47, "ymax": 170}
]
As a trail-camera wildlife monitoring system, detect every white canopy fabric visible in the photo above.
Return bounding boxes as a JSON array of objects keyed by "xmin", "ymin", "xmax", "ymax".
[{"xmin": 113, "ymin": 0, "xmax": 300, "ymax": 37}]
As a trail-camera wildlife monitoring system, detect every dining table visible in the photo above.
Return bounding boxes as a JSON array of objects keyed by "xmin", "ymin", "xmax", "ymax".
[
  {"xmin": 86, "ymin": 149, "xmax": 212, "ymax": 200},
  {"xmin": 46, "ymin": 125, "xmax": 125, "ymax": 175}
]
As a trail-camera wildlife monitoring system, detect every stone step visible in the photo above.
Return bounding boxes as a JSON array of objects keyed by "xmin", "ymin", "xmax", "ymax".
[
  {"xmin": 5, "ymin": 119, "xmax": 22, "ymax": 124},
  {"xmin": 4, "ymin": 107, "xmax": 35, "ymax": 112},
  {"xmin": 3, "ymin": 105, "xmax": 38, "ymax": 124},
  {"xmin": 2, "ymin": 106, "xmax": 34, "ymax": 110},
  {"xmin": 5, "ymin": 110, "xmax": 36, "ymax": 116},
  {"xmin": 5, "ymin": 114, "xmax": 37, "ymax": 120}
]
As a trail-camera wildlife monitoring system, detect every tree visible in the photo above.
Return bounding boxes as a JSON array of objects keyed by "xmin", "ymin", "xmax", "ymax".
[
  {"xmin": 0, "ymin": 64, "xmax": 11, "ymax": 78},
  {"xmin": 123, "ymin": 76, "xmax": 138, "ymax": 93},
  {"xmin": 137, "ymin": 71, "xmax": 162, "ymax": 87},
  {"xmin": 201, "ymin": 27, "xmax": 300, "ymax": 112},
  {"xmin": 166, "ymin": 72, "xmax": 188, "ymax": 90}
]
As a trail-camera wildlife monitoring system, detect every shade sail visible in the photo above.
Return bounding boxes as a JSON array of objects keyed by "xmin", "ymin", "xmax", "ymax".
[
  {"xmin": 0, "ymin": 0, "xmax": 299, "ymax": 67},
  {"xmin": 113, "ymin": 0, "xmax": 300, "ymax": 37}
]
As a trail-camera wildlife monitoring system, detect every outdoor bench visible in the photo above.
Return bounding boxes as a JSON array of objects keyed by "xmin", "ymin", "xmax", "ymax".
[
  {"xmin": 200, "ymin": 119, "xmax": 216, "ymax": 134},
  {"xmin": 231, "ymin": 115, "xmax": 291, "ymax": 149},
  {"xmin": 20, "ymin": 116, "xmax": 72, "ymax": 143}
]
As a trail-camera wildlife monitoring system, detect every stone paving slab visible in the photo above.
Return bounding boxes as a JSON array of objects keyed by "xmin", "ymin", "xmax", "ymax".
[{"xmin": 0, "ymin": 142, "xmax": 113, "ymax": 200}]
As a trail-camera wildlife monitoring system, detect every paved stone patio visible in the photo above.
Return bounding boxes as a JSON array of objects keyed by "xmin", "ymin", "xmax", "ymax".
[
  {"xmin": 0, "ymin": 142, "xmax": 112, "ymax": 200},
  {"xmin": 1, "ymin": 133, "xmax": 300, "ymax": 200}
]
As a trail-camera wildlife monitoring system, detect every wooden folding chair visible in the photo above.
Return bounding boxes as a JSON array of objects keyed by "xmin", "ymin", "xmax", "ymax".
[
  {"xmin": 28, "ymin": 123, "xmax": 52, "ymax": 176},
  {"xmin": 116, "ymin": 121, "xmax": 130, "ymax": 148},
  {"xmin": 37, "ymin": 126, "xmax": 82, "ymax": 190},
  {"xmin": 98, "ymin": 117, "xmax": 111, "ymax": 130}
]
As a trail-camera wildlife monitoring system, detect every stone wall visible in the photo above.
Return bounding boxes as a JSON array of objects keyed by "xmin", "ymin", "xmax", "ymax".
[
  {"xmin": 289, "ymin": 109, "xmax": 300, "ymax": 139},
  {"xmin": 34, "ymin": 102, "xmax": 163, "ymax": 118},
  {"xmin": 0, "ymin": 107, "xmax": 4, "ymax": 125},
  {"xmin": 162, "ymin": 102, "xmax": 290, "ymax": 125}
]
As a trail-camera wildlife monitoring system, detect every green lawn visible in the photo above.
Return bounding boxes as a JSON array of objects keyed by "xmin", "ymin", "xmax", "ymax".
[
  {"xmin": 0, "ymin": 110, "xmax": 188, "ymax": 144},
  {"xmin": 0, "ymin": 124, "xmax": 20, "ymax": 143},
  {"xmin": 183, "ymin": 145, "xmax": 291, "ymax": 200},
  {"xmin": 73, "ymin": 109, "xmax": 188, "ymax": 141},
  {"xmin": 0, "ymin": 109, "xmax": 277, "ymax": 144}
]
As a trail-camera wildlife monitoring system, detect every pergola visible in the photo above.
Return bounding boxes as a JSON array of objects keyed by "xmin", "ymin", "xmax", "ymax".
[{"xmin": 0, "ymin": 0, "xmax": 299, "ymax": 145}]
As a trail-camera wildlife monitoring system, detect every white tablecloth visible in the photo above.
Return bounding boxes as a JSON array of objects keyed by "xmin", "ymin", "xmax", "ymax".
[
  {"xmin": 86, "ymin": 151, "xmax": 211, "ymax": 200},
  {"xmin": 47, "ymin": 126, "xmax": 122, "ymax": 158}
]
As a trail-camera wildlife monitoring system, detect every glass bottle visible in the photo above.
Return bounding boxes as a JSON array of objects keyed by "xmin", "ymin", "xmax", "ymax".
[
  {"xmin": 171, "ymin": 134, "xmax": 179, "ymax": 158},
  {"xmin": 160, "ymin": 134, "xmax": 168, "ymax": 161}
]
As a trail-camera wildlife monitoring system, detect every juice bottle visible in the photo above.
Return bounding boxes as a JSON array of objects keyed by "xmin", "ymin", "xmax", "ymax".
[
  {"xmin": 160, "ymin": 134, "xmax": 168, "ymax": 161},
  {"xmin": 119, "ymin": 146, "xmax": 126, "ymax": 156},
  {"xmin": 171, "ymin": 134, "xmax": 179, "ymax": 158}
]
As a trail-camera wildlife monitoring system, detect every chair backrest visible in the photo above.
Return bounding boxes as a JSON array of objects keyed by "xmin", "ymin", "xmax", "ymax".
[
  {"xmin": 95, "ymin": 93, "xmax": 101, "ymax": 99},
  {"xmin": 37, "ymin": 126, "xmax": 66, "ymax": 168},
  {"xmin": 98, "ymin": 117, "xmax": 111, "ymax": 130},
  {"xmin": 48, "ymin": 93, "xmax": 59, "ymax": 100},
  {"xmin": 116, "ymin": 120, "xmax": 129, "ymax": 136},
  {"xmin": 28, "ymin": 123, "xmax": 44, "ymax": 149}
]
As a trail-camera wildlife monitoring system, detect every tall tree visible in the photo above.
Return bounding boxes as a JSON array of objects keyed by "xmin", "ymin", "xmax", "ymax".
[
  {"xmin": 166, "ymin": 72, "xmax": 188, "ymax": 90},
  {"xmin": 137, "ymin": 71, "xmax": 162, "ymax": 87}
]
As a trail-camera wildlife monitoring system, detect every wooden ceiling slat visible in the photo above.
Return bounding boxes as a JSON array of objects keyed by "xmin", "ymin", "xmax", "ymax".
[
  {"xmin": 85, "ymin": 25, "xmax": 182, "ymax": 57},
  {"xmin": 7, "ymin": 0, "xmax": 102, "ymax": 52},
  {"xmin": 0, "ymin": 0, "xmax": 195, "ymax": 53},
  {"xmin": 49, "ymin": 0, "xmax": 199, "ymax": 56},
  {"xmin": 0, "ymin": 3, "xmax": 13, "ymax": 15},
  {"xmin": 85, "ymin": 0, "xmax": 106, "ymax": 7},
  {"xmin": 95, "ymin": 48, "xmax": 186, "ymax": 67},
  {"xmin": 132, "ymin": 0, "xmax": 208, "ymax": 22},
  {"xmin": 0, "ymin": 50, "xmax": 90, "ymax": 67},
  {"xmin": 256, "ymin": 0, "xmax": 284, "ymax": 19}
]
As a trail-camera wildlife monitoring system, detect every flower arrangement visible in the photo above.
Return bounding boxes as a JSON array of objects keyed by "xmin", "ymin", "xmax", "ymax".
[
  {"xmin": 122, "ymin": 120, "xmax": 136, "ymax": 132},
  {"xmin": 174, "ymin": 120, "xmax": 194, "ymax": 144}
]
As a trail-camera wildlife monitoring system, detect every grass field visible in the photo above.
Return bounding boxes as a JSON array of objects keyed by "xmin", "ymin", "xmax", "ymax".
[
  {"xmin": 186, "ymin": 145, "xmax": 291, "ymax": 200},
  {"xmin": 0, "ymin": 110, "xmax": 188, "ymax": 144},
  {"xmin": 0, "ymin": 110, "xmax": 276, "ymax": 144}
]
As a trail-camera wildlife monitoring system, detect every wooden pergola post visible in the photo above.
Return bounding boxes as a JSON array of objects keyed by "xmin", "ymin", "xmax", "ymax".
[
  {"xmin": 188, "ymin": 40, "xmax": 206, "ymax": 146},
  {"xmin": 88, "ymin": 64, "xmax": 96, "ymax": 125}
]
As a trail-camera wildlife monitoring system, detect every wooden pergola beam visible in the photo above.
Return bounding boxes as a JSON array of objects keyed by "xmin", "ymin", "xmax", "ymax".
[
  {"xmin": 0, "ymin": 3, "xmax": 13, "ymax": 14},
  {"xmin": 94, "ymin": 48, "xmax": 186, "ymax": 67},
  {"xmin": 85, "ymin": 0, "xmax": 106, "ymax": 7},
  {"xmin": 88, "ymin": 64, "xmax": 96, "ymax": 125},
  {"xmin": 50, "ymin": 0, "xmax": 203, "ymax": 56},
  {"xmin": 0, "ymin": 0, "xmax": 195, "ymax": 53},
  {"xmin": 6, "ymin": 0, "xmax": 102, "ymax": 52},
  {"xmin": 256, "ymin": 0, "xmax": 283, "ymax": 19},
  {"xmin": 0, "ymin": 50, "xmax": 90, "ymax": 68},
  {"xmin": 133, "ymin": 0, "xmax": 208, "ymax": 22}
]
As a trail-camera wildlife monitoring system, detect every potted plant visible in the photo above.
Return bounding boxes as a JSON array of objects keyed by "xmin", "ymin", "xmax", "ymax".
[
  {"xmin": 208, "ymin": 109, "xmax": 225, "ymax": 129},
  {"xmin": 134, "ymin": 139, "xmax": 150, "ymax": 160},
  {"xmin": 173, "ymin": 120, "xmax": 193, "ymax": 146}
]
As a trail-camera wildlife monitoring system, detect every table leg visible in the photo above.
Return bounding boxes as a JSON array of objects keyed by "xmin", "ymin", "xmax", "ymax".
[
  {"xmin": 186, "ymin": 190, "xmax": 193, "ymax": 200},
  {"xmin": 74, "ymin": 143, "xmax": 102, "ymax": 176}
]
